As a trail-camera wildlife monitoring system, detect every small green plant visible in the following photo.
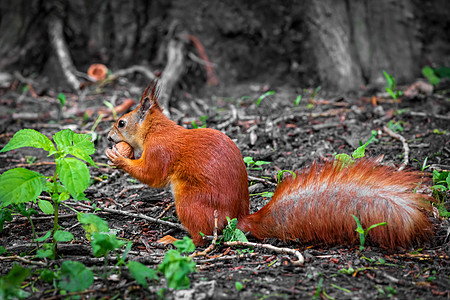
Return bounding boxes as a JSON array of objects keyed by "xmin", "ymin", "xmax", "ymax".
[
  {"xmin": 158, "ymin": 236, "xmax": 197, "ymax": 290},
  {"xmin": 0, "ymin": 129, "xmax": 97, "ymax": 257},
  {"xmin": 422, "ymin": 66, "xmax": 441, "ymax": 86},
  {"xmin": 235, "ymin": 281, "xmax": 244, "ymax": 291},
  {"xmin": 422, "ymin": 66, "xmax": 450, "ymax": 86},
  {"xmin": 383, "ymin": 70, "xmax": 402, "ymax": 100},
  {"xmin": 352, "ymin": 215, "xmax": 387, "ymax": 251},
  {"xmin": 335, "ymin": 130, "xmax": 378, "ymax": 164},
  {"xmin": 433, "ymin": 129, "xmax": 448, "ymax": 135},
  {"xmin": 243, "ymin": 156, "xmax": 271, "ymax": 170},
  {"xmin": 255, "ymin": 91, "xmax": 275, "ymax": 106},
  {"xmin": 0, "ymin": 263, "xmax": 31, "ymax": 300},
  {"xmin": 222, "ymin": 217, "xmax": 248, "ymax": 243},
  {"xmin": 192, "ymin": 115, "xmax": 208, "ymax": 129},
  {"xmin": 56, "ymin": 260, "xmax": 94, "ymax": 293},
  {"xmin": 431, "ymin": 170, "xmax": 450, "ymax": 217},
  {"xmin": 294, "ymin": 94, "xmax": 302, "ymax": 106},
  {"xmin": 414, "ymin": 157, "xmax": 430, "ymax": 172},
  {"xmin": 276, "ymin": 170, "xmax": 296, "ymax": 183},
  {"xmin": 386, "ymin": 120, "xmax": 404, "ymax": 133},
  {"xmin": 103, "ymin": 100, "xmax": 117, "ymax": 120}
]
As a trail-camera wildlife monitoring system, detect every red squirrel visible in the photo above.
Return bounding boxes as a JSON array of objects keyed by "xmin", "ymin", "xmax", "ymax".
[{"xmin": 106, "ymin": 82, "xmax": 433, "ymax": 249}]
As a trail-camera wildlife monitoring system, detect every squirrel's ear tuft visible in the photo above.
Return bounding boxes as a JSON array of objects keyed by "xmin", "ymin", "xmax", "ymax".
[{"xmin": 138, "ymin": 80, "xmax": 161, "ymax": 119}]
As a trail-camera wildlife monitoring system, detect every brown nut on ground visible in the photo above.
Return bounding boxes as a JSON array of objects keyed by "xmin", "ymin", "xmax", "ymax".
[{"xmin": 115, "ymin": 142, "xmax": 134, "ymax": 159}]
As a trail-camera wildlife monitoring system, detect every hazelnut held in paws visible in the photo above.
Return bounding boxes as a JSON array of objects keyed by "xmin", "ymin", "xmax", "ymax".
[{"xmin": 105, "ymin": 80, "xmax": 434, "ymax": 249}]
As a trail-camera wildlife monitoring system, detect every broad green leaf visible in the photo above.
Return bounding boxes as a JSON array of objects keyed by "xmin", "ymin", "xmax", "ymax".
[
  {"xmin": 0, "ymin": 129, "xmax": 55, "ymax": 154},
  {"xmin": 35, "ymin": 247, "xmax": 54, "ymax": 259},
  {"xmin": 53, "ymin": 129, "xmax": 74, "ymax": 153},
  {"xmin": 127, "ymin": 261, "xmax": 158, "ymax": 288},
  {"xmin": 0, "ymin": 168, "xmax": 45, "ymax": 207},
  {"xmin": 57, "ymin": 157, "xmax": 90, "ymax": 199},
  {"xmin": 40, "ymin": 269, "xmax": 57, "ymax": 283},
  {"xmin": 58, "ymin": 93, "xmax": 66, "ymax": 107},
  {"xmin": 54, "ymin": 230, "xmax": 74, "ymax": 242},
  {"xmin": 79, "ymin": 213, "xmax": 109, "ymax": 239},
  {"xmin": 254, "ymin": 160, "xmax": 271, "ymax": 166},
  {"xmin": 233, "ymin": 229, "xmax": 248, "ymax": 242},
  {"xmin": 38, "ymin": 199, "xmax": 54, "ymax": 214},
  {"xmin": 0, "ymin": 263, "xmax": 31, "ymax": 299},
  {"xmin": 35, "ymin": 231, "xmax": 52, "ymax": 242},
  {"xmin": 54, "ymin": 130, "xmax": 96, "ymax": 166},
  {"xmin": 158, "ymin": 249, "xmax": 196, "ymax": 290},
  {"xmin": 58, "ymin": 261, "xmax": 93, "ymax": 292},
  {"xmin": 173, "ymin": 236, "xmax": 195, "ymax": 253},
  {"xmin": 91, "ymin": 232, "xmax": 126, "ymax": 257}
]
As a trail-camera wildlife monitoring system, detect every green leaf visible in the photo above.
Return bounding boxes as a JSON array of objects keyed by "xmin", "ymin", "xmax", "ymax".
[
  {"xmin": 0, "ymin": 209, "xmax": 12, "ymax": 232},
  {"xmin": 54, "ymin": 230, "xmax": 74, "ymax": 242},
  {"xmin": 127, "ymin": 261, "xmax": 159, "ymax": 288},
  {"xmin": 38, "ymin": 199, "xmax": 54, "ymax": 214},
  {"xmin": 79, "ymin": 213, "xmax": 109, "ymax": 240},
  {"xmin": 57, "ymin": 157, "xmax": 90, "ymax": 199},
  {"xmin": 255, "ymin": 91, "xmax": 275, "ymax": 106},
  {"xmin": 254, "ymin": 160, "xmax": 271, "ymax": 166},
  {"xmin": 35, "ymin": 246, "xmax": 54, "ymax": 259},
  {"xmin": 366, "ymin": 222, "xmax": 387, "ymax": 233},
  {"xmin": 294, "ymin": 94, "xmax": 302, "ymax": 106},
  {"xmin": 58, "ymin": 261, "xmax": 93, "ymax": 292},
  {"xmin": 0, "ymin": 168, "xmax": 45, "ymax": 207},
  {"xmin": 91, "ymin": 232, "xmax": 126, "ymax": 257},
  {"xmin": 35, "ymin": 231, "xmax": 52, "ymax": 242},
  {"xmin": 243, "ymin": 156, "xmax": 255, "ymax": 165},
  {"xmin": 0, "ymin": 263, "xmax": 31, "ymax": 299},
  {"xmin": 54, "ymin": 129, "xmax": 96, "ymax": 166},
  {"xmin": 422, "ymin": 66, "xmax": 440, "ymax": 86},
  {"xmin": 0, "ymin": 129, "xmax": 55, "ymax": 154},
  {"xmin": 173, "ymin": 236, "xmax": 195, "ymax": 253},
  {"xmin": 40, "ymin": 269, "xmax": 57, "ymax": 283},
  {"xmin": 158, "ymin": 250, "xmax": 197, "ymax": 290},
  {"xmin": 58, "ymin": 93, "xmax": 66, "ymax": 107},
  {"xmin": 235, "ymin": 281, "xmax": 244, "ymax": 291}
]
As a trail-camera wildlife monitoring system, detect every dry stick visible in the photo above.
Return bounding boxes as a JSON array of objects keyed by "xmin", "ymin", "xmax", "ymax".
[
  {"xmin": 157, "ymin": 202, "xmax": 175, "ymax": 219},
  {"xmin": 48, "ymin": 15, "xmax": 80, "ymax": 92},
  {"xmin": 383, "ymin": 125, "xmax": 410, "ymax": 171},
  {"xmin": 190, "ymin": 210, "xmax": 219, "ymax": 258},
  {"xmin": 223, "ymin": 240, "xmax": 305, "ymax": 266},
  {"xmin": 66, "ymin": 201, "xmax": 185, "ymax": 231},
  {"xmin": 216, "ymin": 104, "xmax": 238, "ymax": 130},
  {"xmin": 111, "ymin": 65, "xmax": 156, "ymax": 81},
  {"xmin": 0, "ymin": 255, "xmax": 46, "ymax": 266}
]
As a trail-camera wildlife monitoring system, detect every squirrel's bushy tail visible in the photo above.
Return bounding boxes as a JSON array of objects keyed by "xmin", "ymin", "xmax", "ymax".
[{"xmin": 238, "ymin": 159, "xmax": 433, "ymax": 249}]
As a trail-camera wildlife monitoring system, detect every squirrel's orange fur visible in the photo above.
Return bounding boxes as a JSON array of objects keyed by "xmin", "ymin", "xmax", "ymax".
[{"xmin": 106, "ymin": 82, "xmax": 433, "ymax": 249}]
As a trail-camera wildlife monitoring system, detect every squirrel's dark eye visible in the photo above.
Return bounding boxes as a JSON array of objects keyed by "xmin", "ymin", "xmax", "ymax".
[{"xmin": 118, "ymin": 120, "xmax": 126, "ymax": 128}]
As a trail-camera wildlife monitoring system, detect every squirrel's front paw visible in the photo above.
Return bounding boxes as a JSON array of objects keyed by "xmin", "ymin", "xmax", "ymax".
[{"xmin": 106, "ymin": 146, "xmax": 125, "ymax": 166}]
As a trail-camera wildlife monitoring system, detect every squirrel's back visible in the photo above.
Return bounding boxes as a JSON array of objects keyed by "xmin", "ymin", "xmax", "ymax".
[{"xmin": 239, "ymin": 159, "xmax": 433, "ymax": 249}]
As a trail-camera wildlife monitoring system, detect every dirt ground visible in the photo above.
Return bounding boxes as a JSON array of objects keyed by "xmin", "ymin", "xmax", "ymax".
[{"xmin": 0, "ymin": 78, "xmax": 449, "ymax": 299}]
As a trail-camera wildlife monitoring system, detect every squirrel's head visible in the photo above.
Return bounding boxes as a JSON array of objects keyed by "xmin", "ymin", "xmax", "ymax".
[{"xmin": 107, "ymin": 80, "xmax": 163, "ymax": 156}]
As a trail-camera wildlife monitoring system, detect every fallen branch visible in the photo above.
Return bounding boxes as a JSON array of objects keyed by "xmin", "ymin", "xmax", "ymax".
[
  {"xmin": 223, "ymin": 240, "xmax": 304, "ymax": 265},
  {"xmin": 383, "ymin": 125, "xmax": 410, "ymax": 171},
  {"xmin": 66, "ymin": 201, "xmax": 185, "ymax": 231}
]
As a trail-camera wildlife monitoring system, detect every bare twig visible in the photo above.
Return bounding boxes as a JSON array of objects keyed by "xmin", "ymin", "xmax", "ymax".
[
  {"xmin": 216, "ymin": 104, "xmax": 238, "ymax": 130},
  {"xmin": 66, "ymin": 201, "xmax": 185, "ymax": 231},
  {"xmin": 190, "ymin": 210, "xmax": 219, "ymax": 258},
  {"xmin": 383, "ymin": 125, "xmax": 410, "ymax": 171},
  {"xmin": 223, "ymin": 240, "xmax": 304, "ymax": 265}
]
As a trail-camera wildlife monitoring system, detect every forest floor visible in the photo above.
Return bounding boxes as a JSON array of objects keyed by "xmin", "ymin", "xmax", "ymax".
[{"xmin": 0, "ymin": 77, "xmax": 449, "ymax": 299}]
